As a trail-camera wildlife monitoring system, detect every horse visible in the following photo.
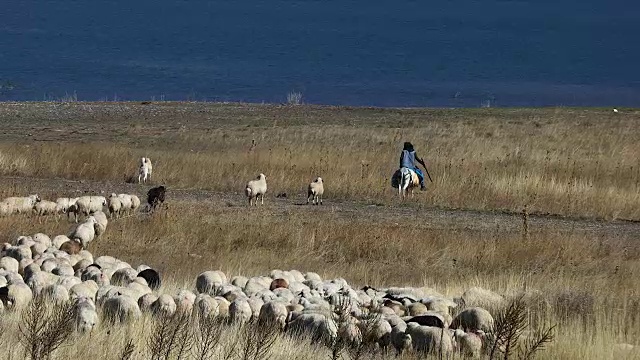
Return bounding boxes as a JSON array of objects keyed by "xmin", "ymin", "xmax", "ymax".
[{"xmin": 391, "ymin": 167, "xmax": 420, "ymax": 198}]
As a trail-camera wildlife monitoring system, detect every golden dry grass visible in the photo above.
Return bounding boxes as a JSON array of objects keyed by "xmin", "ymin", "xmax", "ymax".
[
  {"xmin": 0, "ymin": 103, "xmax": 639, "ymax": 359},
  {"xmin": 0, "ymin": 103, "xmax": 639, "ymax": 219}
]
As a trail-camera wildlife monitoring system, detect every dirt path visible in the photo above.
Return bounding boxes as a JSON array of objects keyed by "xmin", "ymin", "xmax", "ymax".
[{"xmin": 2, "ymin": 174, "xmax": 638, "ymax": 239}]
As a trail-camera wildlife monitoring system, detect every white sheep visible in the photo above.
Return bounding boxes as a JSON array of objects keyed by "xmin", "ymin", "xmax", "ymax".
[
  {"xmin": 451, "ymin": 307, "xmax": 494, "ymax": 333},
  {"xmin": 151, "ymin": 294, "xmax": 177, "ymax": 317},
  {"xmin": 391, "ymin": 324, "xmax": 412, "ymax": 355},
  {"xmin": 0, "ymin": 201, "xmax": 12, "ymax": 216},
  {"xmin": 229, "ymin": 298, "xmax": 253, "ymax": 323},
  {"xmin": 138, "ymin": 157, "xmax": 153, "ymax": 183},
  {"xmin": 0, "ymin": 257, "xmax": 19, "ymax": 273},
  {"xmin": 32, "ymin": 200, "xmax": 57, "ymax": 216},
  {"xmin": 55, "ymin": 197, "xmax": 72, "ymax": 215},
  {"xmin": 138, "ymin": 293, "xmax": 159, "ymax": 313},
  {"xmin": 74, "ymin": 297, "xmax": 99, "ymax": 333},
  {"xmin": 196, "ymin": 270, "xmax": 227, "ymax": 294},
  {"xmin": 69, "ymin": 216, "xmax": 97, "ymax": 249},
  {"xmin": 92, "ymin": 211, "xmax": 108, "ymax": 237},
  {"xmin": 52, "ymin": 235, "xmax": 71, "ymax": 249},
  {"xmin": 130, "ymin": 195, "xmax": 141, "ymax": 213},
  {"xmin": 360, "ymin": 318, "xmax": 392, "ymax": 350},
  {"xmin": 453, "ymin": 329, "xmax": 485, "ymax": 358},
  {"xmin": 406, "ymin": 323, "xmax": 454, "ymax": 355},
  {"xmin": 307, "ymin": 177, "xmax": 324, "ymax": 205},
  {"xmin": 73, "ymin": 196, "xmax": 107, "ymax": 222},
  {"xmin": 2, "ymin": 282, "xmax": 33, "ymax": 311},
  {"xmin": 245, "ymin": 173, "xmax": 267, "ymax": 206},
  {"xmin": 174, "ymin": 289, "xmax": 197, "ymax": 314},
  {"xmin": 258, "ymin": 301, "xmax": 289, "ymax": 330},
  {"xmin": 214, "ymin": 296, "xmax": 231, "ymax": 317},
  {"xmin": 41, "ymin": 284, "xmax": 70, "ymax": 303},
  {"xmin": 102, "ymin": 294, "xmax": 142, "ymax": 324},
  {"xmin": 194, "ymin": 294, "xmax": 220, "ymax": 319},
  {"xmin": 3, "ymin": 194, "xmax": 41, "ymax": 215},
  {"xmin": 111, "ymin": 267, "xmax": 138, "ymax": 286},
  {"xmin": 285, "ymin": 312, "xmax": 338, "ymax": 345},
  {"xmin": 117, "ymin": 194, "xmax": 133, "ymax": 216},
  {"xmin": 107, "ymin": 194, "xmax": 122, "ymax": 218}
]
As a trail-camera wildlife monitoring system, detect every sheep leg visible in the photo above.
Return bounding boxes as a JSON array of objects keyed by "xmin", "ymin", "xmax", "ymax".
[
  {"xmin": 260, "ymin": 193, "xmax": 264, "ymax": 205},
  {"xmin": 319, "ymin": 194, "xmax": 322, "ymax": 205}
]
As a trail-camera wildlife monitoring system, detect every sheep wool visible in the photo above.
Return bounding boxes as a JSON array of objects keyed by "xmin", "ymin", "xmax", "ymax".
[
  {"xmin": 307, "ymin": 177, "xmax": 324, "ymax": 205},
  {"xmin": 70, "ymin": 217, "xmax": 97, "ymax": 249},
  {"xmin": 245, "ymin": 173, "xmax": 267, "ymax": 206}
]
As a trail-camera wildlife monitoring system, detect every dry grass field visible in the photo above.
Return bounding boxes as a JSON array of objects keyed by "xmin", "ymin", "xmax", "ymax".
[{"xmin": 0, "ymin": 102, "xmax": 639, "ymax": 359}]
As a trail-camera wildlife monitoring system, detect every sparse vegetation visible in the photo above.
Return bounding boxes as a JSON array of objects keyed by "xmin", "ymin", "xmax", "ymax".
[
  {"xmin": 0, "ymin": 102, "xmax": 638, "ymax": 359},
  {"xmin": 17, "ymin": 295, "xmax": 76, "ymax": 360},
  {"xmin": 286, "ymin": 91, "xmax": 303, "ymax": 105}
]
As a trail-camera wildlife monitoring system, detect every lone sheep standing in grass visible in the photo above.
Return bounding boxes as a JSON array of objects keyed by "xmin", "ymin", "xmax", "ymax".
[
  {"xmin": 138, "ymin": 157, "xmax": 153, "ymax": 183},
  {"xmin": 307, "ymin": 177, "xmax": 324, "ymax": 205},
  {"xmin": 245, "ymin": 173, "xmax": 267, "ymax": 206}
]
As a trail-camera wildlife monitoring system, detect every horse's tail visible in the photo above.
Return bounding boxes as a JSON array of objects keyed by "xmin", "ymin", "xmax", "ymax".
[{"xmin": 391, "ymin": 169, "xmax": 401, "ymax": 188}]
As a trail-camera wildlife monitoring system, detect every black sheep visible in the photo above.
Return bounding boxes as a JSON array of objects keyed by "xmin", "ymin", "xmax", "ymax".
[
  {"xmin": 137, "ymin": 268, "xmax": 161, "ymax": 290},
  {"xmin": 147, "ymin": 185, "xmax": 166, "ymax": 210}
]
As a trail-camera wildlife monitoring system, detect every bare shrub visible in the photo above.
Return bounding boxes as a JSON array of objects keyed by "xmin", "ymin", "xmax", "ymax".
[
  {"xmin": 147, "ymin": 311, "xmax": 193, "ymax": 360},
  {"xmin": 518, "ymin": 325, "xmax": 556, "ymax": 360},
  {"xmin": 488, "ymin": 295, "xmax": 528, "ymax": 359},
  {"xmin": 18, "ymin": 295, "xmax": 76, "ymax": 360},
  {"xmin": 0, "ymin": 317, "xmax": 6, "ymax": 350},
  {"xmin": 329, "ymin": 295, "xmax": 352, "ymax": 360},
  {"xmin": 118, "ymin": 339, "xmax": 135, "ymax": 360},
  {"xmin": 286, "ymin": 91, "xmax": 302, "ymax": 105},
  {"xmin": 488, "ymin": 295, "xmax": 556, "ymax": 360},
  {"xmin": 238, "ymin": 317, "xmax": 280, "ymax": 360},
  {"xmin": 193, "ymin": 315, "xmax": 226, "ymax": 360},
  {"xmin": 347, "ymin": 312, "xmax": 384, "ymax": 360}
]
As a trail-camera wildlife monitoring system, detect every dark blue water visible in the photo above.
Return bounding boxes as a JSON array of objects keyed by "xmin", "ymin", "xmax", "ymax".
[{"xmin": 1, "ymin": 1, "xmax": 639, "ymax": 107}]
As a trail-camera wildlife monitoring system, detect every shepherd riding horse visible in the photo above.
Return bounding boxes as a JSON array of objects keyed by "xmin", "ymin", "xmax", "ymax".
[{"xmin": 391, "ymin": 167, "xmax": 420, "ymax": 198}]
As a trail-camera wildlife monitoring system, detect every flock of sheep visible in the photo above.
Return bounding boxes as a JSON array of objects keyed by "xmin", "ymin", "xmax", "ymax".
[
  {"xmin": 0, "ymin": 157, "xmax": 498, "ymax": 358},
  {"xmin": 0, "ymin": 231, "xmax": 498, "ymax": 358},
  {"xmin": 0, "ymin": 194, "xmax": 140, "ymax": 222}
]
